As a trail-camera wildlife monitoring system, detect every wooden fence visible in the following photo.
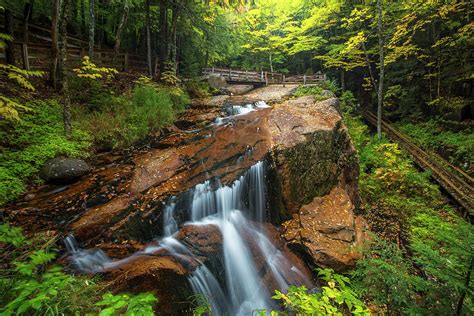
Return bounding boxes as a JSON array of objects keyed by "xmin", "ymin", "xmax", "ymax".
[
  {"xmin": 0, "ymin": 42, "xmax": 148, "ymax": 72},
  {"xmin": 202, "ymin": 67, "xmax": 326, "ymax": 85},
  {"xmin": 0, "ymin": 16, "xmax": 148, "ymax": 73}
]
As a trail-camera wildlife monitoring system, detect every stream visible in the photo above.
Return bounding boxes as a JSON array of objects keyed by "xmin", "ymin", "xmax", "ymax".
[{"xmin": 64, "ymin": 95, "xmax": 312, "ymax": 315}]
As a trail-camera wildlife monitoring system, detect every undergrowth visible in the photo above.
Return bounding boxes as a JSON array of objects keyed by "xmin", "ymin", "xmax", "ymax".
[
  {"xmin": 0, "ymin": 100, "xmax": 91, "ymax": 205},
  {"xmin": 395, "ymin": 119, "xmax": 473, "ymax": 169},
  {"xmin": 0, "ymin": 222, "xmax": 158, "ymax": 315},
  {"xmin": 342, "ymin": 110, "xmax": 473, "ymax": 315},
  {"xmin": 0, "ymin": 75, "xmax": 189, "ymax": 206}
]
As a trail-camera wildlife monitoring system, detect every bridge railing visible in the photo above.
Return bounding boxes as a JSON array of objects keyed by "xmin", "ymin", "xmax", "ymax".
[{"xmin": 202, "ymin": 67, "xmax": 326, "ymax": 85}]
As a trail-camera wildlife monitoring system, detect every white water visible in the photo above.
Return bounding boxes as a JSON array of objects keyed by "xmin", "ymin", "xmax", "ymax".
[
  {"xmin": 215, "ymin": 100, "xmax": 270, "ymax": 125},
  {"xmin": 66, "ymin": 161, "xmax": 308, "ymax": 315}
]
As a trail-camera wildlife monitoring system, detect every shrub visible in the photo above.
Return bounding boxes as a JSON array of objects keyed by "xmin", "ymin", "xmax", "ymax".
[
  {"xmin": 293, "ymin": 85, "xmax": 331, "ymax": 101},
  {"xmin": 0, "ymin": 223, "xmax": 158, "ymax": 315},
  {"xmin": 184, "ymin": 80, "xmax": 212, "ymax": 98},
  {"xmin": 272, "ymin": 268, "xmax": 370, "ymax": 315},
  {"xmin": 0, "ymin": 100, "xmax": 91, "ymax": 205},
  {"xmin": 345, "ymin": 114, "xmax": 473, "ymax": 314},
  {"xmin": 340, "ymin": 90, "xmax": 358, "ymax": 114},
  {"xmin": 79, "ymin": 84, "xmax": 188, "ymax": 150},
  {"xmin": 396, "ymin": 119, "xmax": 473, "ymax": 167}
]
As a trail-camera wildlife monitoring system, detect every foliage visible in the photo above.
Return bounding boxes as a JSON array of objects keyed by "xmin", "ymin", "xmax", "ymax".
[
  {"xmin": 345, "ymin": 113, "xmax": 473, "ymax": 314},
  {"xmin": 340, "ymin": 90, "xmax": 358, "ymax": 115},
  {"xmin": 0, "ymin": 100, "xmax": 91, "ymax": 205},
  {"xmin": 190, "ymin": 294, "xmax": 212, "ymax": 316},
  {"xmin": 0, "ymin": 223, "xmax": 158, "ymax": 315},
  {"xmin": 351, "ymin": 237, "xmax": 424, "ymax": 314},
  {"xmin": 184, "ymin": 80, "xmax": 213, "ymax": 99},
  {"xmin": 293, "ymin": 82, "xmax": 338, "ymax": 101},
  {"xmin": 0, "ymin": 42, "xmax": 43, "ymax": 120},
  {"xmin": 160, "ymin": 62, "xmax": 181, "ymax": 86},
  {"xmin": 96, "ymin": 292, "xmax": 158, "ymax": 316},
  {"xmin": 79, "ymin": 83, "xmax": 187, "ymax": 150},
  {"xmin": 396, "ymin": 119, "xmax": 474, "ymax": 167},
  {"xmin": 273, "ymin": 268, "xmax": 370, "ymax": 315},
  {"xmin": 73, "ymin": 56, "xmax": 118, "ymax": 81}
]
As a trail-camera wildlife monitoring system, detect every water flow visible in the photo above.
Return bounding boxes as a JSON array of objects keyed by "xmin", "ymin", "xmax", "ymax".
[{"xmin": 67, "ymin": 160, "xmax": 307, "ymax": 315}]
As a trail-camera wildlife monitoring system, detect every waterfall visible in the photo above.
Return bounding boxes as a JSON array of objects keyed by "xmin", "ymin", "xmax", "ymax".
[{"xmin": 66, "ymin": 160, "xmax": 307, "ymax": 315}]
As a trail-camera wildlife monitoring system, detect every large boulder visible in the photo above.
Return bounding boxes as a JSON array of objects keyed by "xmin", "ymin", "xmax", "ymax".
[
  {"xmin": 266, "ymin": 96, "xmax": 364, "ymax": 270},
  {"xmin": 207, "ymin": 74, "xmax": 227, "ymax": 90},
  {"xmin": 39, "ymin": 157, "xmax": 90, "ymax": 183},
  {"xmin": 267, "ymin": 96, "xmax": 357, "ymax": 220},
  {"xmin": 282, "ymin": 186, "xmax": 366, "ymax": 271}
]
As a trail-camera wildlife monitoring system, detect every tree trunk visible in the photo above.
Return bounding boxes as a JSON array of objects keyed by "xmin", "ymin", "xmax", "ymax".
[
  {"xmin": 377, "ymin": 0, "xmax": 384, "ymax": 140},
  {"xmin": 59, "ymin": 0, "xmax": 72, "ymax": 137},
  {"xmin": 114, "ymin": 0, "xmax": 129, "ymax": 57},
  {"xmin": 169, "ymin": 2, "xmax": 179, "ymax": 75},
  {"xmin": 50, "ymin": 0, "xmax": 60, "ymax": 89},
  {"xmin": 341, "ymin": 68, "xmax": 345, "ymax": 91},
  {"xmin": 80, "ymin": 0, "xmax": 86, "ymax": 37},
  {"xmin": 145, "ymin": 0, "xmax": 153, "ymax": 76},
  {"xmin": 362, "ymin": 41, "xmax": 377, "ymax": 93},
  {"xmin": 4, "ymin": 8, "xmax": 15, "ymax": 65},
  {"xmin": 88, "ymin": 0, "xmax": 95, "ymax": 58},
  {"xmin": 22, "ymin": 2, "xmax": 34, "ymax": 43},
  {"xmin": 159, "ymin": 0, "xmax": 168, "ymax": 78},
  {"xmin": 269, "ymin": 52, "xmax": 273, "ymax": 73}
]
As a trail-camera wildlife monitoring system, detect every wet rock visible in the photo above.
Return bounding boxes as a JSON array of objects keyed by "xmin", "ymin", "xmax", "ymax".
[
  {"xmin": 107, "ymin": 255, "xmax": 193, "ymax": 314},
  {"xmin": 226, "ymin": 85, "xmax": 254, "ymax": 95},
  {"xmin": 40, "ymin": 158, "xmax": 90, "ymax": 183},
  {"xmin": 175, "ymin": 224, "xmax": 222, "ymax": 258},
  {"xmin": 282, "ymin": 186, "xmax": 366, "ymax": 271},
  {"xmin": 267, "ymin": 96, "xmax": 357, "ymax": 219}
]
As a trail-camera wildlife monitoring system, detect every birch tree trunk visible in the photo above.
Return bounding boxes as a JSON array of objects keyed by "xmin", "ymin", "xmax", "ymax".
[
  {"xmin": 50, "ymin": 0, "xmax": 60, "ymax": 89},
  {"xmin": 159, "ymin": 0, "xmax": 169, "ymax": 78},
  {"xmin": 88, "ymin": 0, "xmax": 95, "ymax": 58},
  {"xmin": 59, "ymin": 0, "xmax": 72, "ymax": 137},
  {"xmin": 377, "ymin": 0, "xmax": 384, "ymax": 140},
  {"xmin": 169, "ymin": 2, "xmax": 179, "ymax": 75}
]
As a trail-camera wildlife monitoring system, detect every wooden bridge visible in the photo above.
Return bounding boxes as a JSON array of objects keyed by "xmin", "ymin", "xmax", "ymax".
[{"xmin": 202, "ymin": 67, "xmax": 326, "ymax": 86}]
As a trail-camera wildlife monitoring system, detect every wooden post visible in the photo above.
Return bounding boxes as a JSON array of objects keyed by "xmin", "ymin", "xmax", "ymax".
[
  {"xmin": 283, "ymin": 75, "xmax": 286, "ymax": 87},
  {"xmin": 303, "ymin": 74, "xmax": 307, "ymax": 85},
  {"xmin": 245, "ymin": 70, "xmax": 248, "ymax": 80},
  {"xmin": 22, "ymin": 43, "xmax": 30, "ymax": 70},
  {"xmin": 228, "ymin": 68, "xmax": 231, "ymax": 79},
  {"xmin": 265, "ymin": 72, "xmax": 268, "ymax": 86},
  {"xmin": 212, "ymin": 66, "xmax": 215, "ymax": 73},
  {"xmin": 124, "ymin": 52, "xmax": 129, "ymax": 71},
  {"xmin": 261, "ymin": 70, "xmax": 264, "ymax": 82}
]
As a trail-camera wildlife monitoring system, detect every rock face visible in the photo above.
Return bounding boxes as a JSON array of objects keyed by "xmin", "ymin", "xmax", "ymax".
[
  {"xmin": 267, "ymin": 96, "xmax": 364, "ymax": 270},
  {"xmin": 39, "ymin": 158, "xmax": 90, "ymax": 183},
  {"xmin": 282, "ymin": 186, "xmax": 366, "ymax": 271},
  {"xmin": 9, "ymin": 87, "xmax": 365, "ymax": 310},
  {"xmin": 207, "ymin": 74, "xmax": 227, "ymax": 89}
]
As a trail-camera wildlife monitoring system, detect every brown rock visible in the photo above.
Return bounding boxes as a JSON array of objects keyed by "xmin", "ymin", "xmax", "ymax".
[
  {"xmin": 107, "ymin": 255, "xmax": 193, "ymax": 314},
  {"xmin": 282, "ymin": 186, "xmax": 366, "ymax": 271}
]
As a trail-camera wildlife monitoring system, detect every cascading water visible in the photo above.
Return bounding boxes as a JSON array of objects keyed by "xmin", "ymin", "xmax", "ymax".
[{"xmin": 66, "ymin": 102, "xmax": 309, "ymax": 315}]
